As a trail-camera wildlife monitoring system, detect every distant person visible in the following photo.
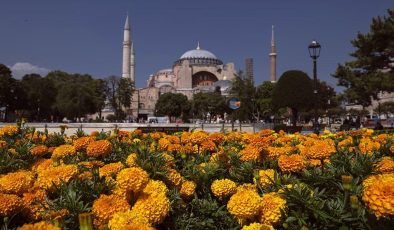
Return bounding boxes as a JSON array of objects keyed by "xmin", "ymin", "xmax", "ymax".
[
  {"xmin": 355, "ymin": 116, "xmax": 361, "ymax": 129},
  {"xmin": 375, "ymin": 121, "xmax": 383, "ymax": 130}
]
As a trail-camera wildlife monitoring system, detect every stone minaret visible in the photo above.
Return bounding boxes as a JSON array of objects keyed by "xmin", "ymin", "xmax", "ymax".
[
  {"xmin": 269, "ymin": 25, "xmax": 277, "ymax": 83},
  {"xmin": 122, "ymin": 15, "xmax": 131, "ymax": 79},
  {"xmin": 130, "ymin": 41, "xmax": 135, "ymax": 82}
]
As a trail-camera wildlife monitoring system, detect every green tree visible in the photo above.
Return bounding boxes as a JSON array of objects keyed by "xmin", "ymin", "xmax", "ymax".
[
  {"xmin": 105, "ymin": 76, "xmax": 134, "ymax": 121},
  {"xmin": 272, "ymin": 70, "xmax": 314, "ymax": 126},
  {"xmin": 191, "ymin": 91, "xmax": 227, "ymax": 122},
  {"xmin": 0, "ymin": 64, "xmax": 13, "ymax": 121},
  {"xmin": 155, "ymin": 92, "xmax": 190, "ymax": 121},
  {"xmin": 21, "ymin": 74, "xmax": 57, "ymax": 121},
  {"xmin": 255, "ymin": 81, "xmax": 275, "ymax": 121},
  {"xmin": 230, "ymin": 72, "xmax": 256, "ymax": 122},
  {"xmin": 332, "ymin": 9, "xmax": 394, "ymax": 106}
]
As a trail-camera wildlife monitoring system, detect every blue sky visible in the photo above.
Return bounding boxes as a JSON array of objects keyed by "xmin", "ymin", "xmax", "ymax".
[{"xmin": 1, "ymin": 0, "xmax": 392, "ymax": 90}]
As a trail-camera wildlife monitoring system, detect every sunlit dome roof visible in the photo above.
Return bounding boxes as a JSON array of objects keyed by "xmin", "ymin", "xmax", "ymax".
[{"xmin": 180, "ymin": 43, "xmax": 218, "ymax": 59}]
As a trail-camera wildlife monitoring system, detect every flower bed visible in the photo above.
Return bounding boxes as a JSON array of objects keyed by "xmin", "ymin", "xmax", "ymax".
[{"xmin": 0, "ymin": 125, "xmax": 393, "ymax": 229}]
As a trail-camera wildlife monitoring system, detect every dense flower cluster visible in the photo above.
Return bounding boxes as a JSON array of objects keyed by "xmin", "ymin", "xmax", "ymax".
[
  {"xmin": 0, "ymin": 193, "xmax": 22, "ymax": 217},
  {"xmin": 131, "ymin": 192, "xmax": 170, "ymax": 225},
  {"xmin": 211, "ymin": 179, "xmax": 237, "ymax": 198},
  {"xmin": 227, "ymin": 189, "xmax": 262, "ymax": 222},
  {"xmin": 278, "ymin": 154, "xmax": 305, "ymax": 173},
  {"xmin": 0, "ymin": 125, "xmax": 18, "ymax": 136},
  {"xmin": 73, "ymin": 136, "xmax": 94, "ymax": 151},
  {"xmin": 86, "ymin": 139, "xmax": 113, "ymax": 157},
  {"xmin": 19, "ymin": 221, "xmax": 61, "ymax": 230},
  {"xmin": 362, "ymin": 173, "xmax": 394, "ymax": 218},
  {"xmin": 259, "ymin": 192, "xmax": 287, "ymax": 225},
  {"xmin": 92, "ymin": 194, "xmax": 131, "ymax": 227},
  {"xmin": 52, "ymin": 144, "xmax": 76, "ymax": 159},
  {"xmin": 0, "ymin": 170, "xmax": 34, "ymax": 195},
  {"xmin": 116, "ymin": 167, "xmax": 150, "ymax": 193},
  {"xmin": 30, "ymin": 145, "xmax": 48, "ymax": 156},
  {"xmin": 36, "ymin": 164, "xmax": 78, "ymax": 190},
  {"xmin": 242, "ymin": 223, "xmax": 275, "ymax": 230}
]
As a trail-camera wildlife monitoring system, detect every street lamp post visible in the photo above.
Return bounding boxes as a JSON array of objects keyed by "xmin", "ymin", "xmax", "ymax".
[{"xmin": 308, "ymin": 40, "xmax": 321, "ymax": 134}]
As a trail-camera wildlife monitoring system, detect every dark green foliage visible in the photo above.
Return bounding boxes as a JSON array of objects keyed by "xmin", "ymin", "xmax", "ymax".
[
  {"xmin": 155, "ymin": 92, "xmax": 191, "ymax": 120},
  {"xmin": 191, "ymin": 92, "xmax": 228, "ymax": 121},
  {"xmin": 272, "ymin": 70, "xmax": 314, "ymax": 126},
  {"xmin": 230, "ymin": 74, "xmax": 256, "ymax": 122}
]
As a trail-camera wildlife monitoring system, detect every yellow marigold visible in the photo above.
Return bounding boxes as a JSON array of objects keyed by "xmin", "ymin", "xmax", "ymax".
[
  {"xmin": 130, "ymin": 192, "xmax": 170, "ymax": 225},
  {"xmin": 99, "ymin": 162, "xmax": 124, "ymax": 178},
  {"xmin": 259, "ymin": 192, "xmax": 287, "ymax": 225},
  {"xmin": 0, "ymin": 125, "xmax": 18, "ymax": 136},
  {"xmin": 116, "ymin": 167, "xmax": 149, "ymax": 193},
  {"xmin": 73, "ymin": 136, "xmax": 94, "ymax": 151},
  {"xmin": 36, "ymin": 164, "xmax": 78, "ymax": 190},
  {"xmin": 92, "ymin": 194, "xmax": 131, "ymax": 227},
  {"xmin": 227, "ymin": 189, "xmax": 262, "ymax": 224},
  {"xmin": 119, "ymin": 224, "xmax": 156, "ymax": 230},
  {"xmin": 86, "ymin": 139, "xmax": 113, "ymax": 157},
  {"xmin": 30, "ymin": 145, "xmax": 48, "ymax": 156},
  {"xmin": 236, "ymin": 183, "xmax": 257, "ymax": 193},
  {"xmin": 0, "ymin": 193, "xmax": 22, "ymax": 217},
  {"xmin": 242, "ymin": 223, "xmax": 275, "ymax": 230},
  {"xmin": 240, "ymin": 145, "xmax": 262, "ymax": 162},
  {"xmin": 375, "ymin": 157, "xmax": 394, "ymax": 174},
  {"xmin": 21, "ymin": 189, "xmax": 47, "ymax": 220},
  {"xmin": 165, "ymin": 168, "xmax": 184, "ymax": 188},
  {"xmin": 359, "ymin": 137, "xmax": 381, "ymax": 155},
  {"xmin": 278, "ymin": 154, "xmax": 305, "ymax": 173},
  {"xmin": 162, "ymin": 153, "xmax": 175, "ymax": 168},
  {"xmin": 108, "ymin": 210, "xmax": 150, "ymax": 230},
  {"xmin": 254, "ymin": 169, "xmax": 275, "ymax": 187},
  {"xmin": 362, "ymin": 173, "xmax": 394, "ymax": 218},
  {"xmin": 142, "ymin": 180, "xmax": 168, "ymax": 196},
  {"xmin": 180, "ymin": 180, "xmax": 196, "ymax": 199},
  {"xmin": 211, "ymin": 179, "xmax": 237, "ymax": 199},
  {"xmin": 52, "ymin": 144, "xmax": 76, "ymax": 159},
  {"xmin": 300, "ymin": 139, "xmax": 336, "ymax": 160},
  {"xmin": 126, "ymin": 153, "xmax": 138, "ymax": 167},
  {"xmin": 19, "ymin": 221, "xmax": 61, "ymax": 230},
  {"xmin": 78, "ymin": 160, "xmax": 105, "ymax": 169},
  {"xmin": 0, "ymin": 170, "xmax": 35, "ymax": 195},
  {"xmin": 31, "ymin": 159, "xmax": 53, "ymax": 173}
]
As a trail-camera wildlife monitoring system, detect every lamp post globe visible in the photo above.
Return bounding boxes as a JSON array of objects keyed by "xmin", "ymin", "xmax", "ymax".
[{"xmin": 308, "ymin": 40, "xmax": 321, "ymax": 134}]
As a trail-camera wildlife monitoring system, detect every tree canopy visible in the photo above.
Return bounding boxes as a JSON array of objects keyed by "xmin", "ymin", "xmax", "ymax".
[
  {"xmin": 271, "ymin": 70, "xmax": 314, "ymax": 126},
  {"xmin": 332, "ymin": 9, "xmax": 394, "ymax": 106},
  {"xmin": 155, "ymin": 92, "xmax": 190, "ymax": 121}
]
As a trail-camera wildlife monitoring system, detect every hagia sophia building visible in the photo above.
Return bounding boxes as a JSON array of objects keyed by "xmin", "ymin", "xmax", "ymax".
[{"xmin": 121, "ymin": 16, "xmax": 277, "ymax": 121}]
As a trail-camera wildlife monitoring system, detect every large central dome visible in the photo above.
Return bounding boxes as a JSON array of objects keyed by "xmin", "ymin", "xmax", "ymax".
[
  {"xmin": 180, "ymin": 45, "xmax": 217, "ymax": 59},
  {"xmin": 176, "ymin": 43, "xmax": 223, "ymax": 66}
]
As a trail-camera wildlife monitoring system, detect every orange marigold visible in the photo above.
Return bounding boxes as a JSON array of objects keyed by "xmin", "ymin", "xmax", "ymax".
[
  {"xmin": 266, "ymin": 146, "xmax": 292, "ymax": 160},
  {"xmin": 242, "ymin": 223, "xmax": 275, "ymax": 230},
  {"xmin": 180, "ymin": 180, "xmax": 196, "ymax": 199},
  {"xmin": 99, "ymin": 162, "xmax": 124, "ymax": 178},
  {"xmin": 0, "ymin": 170, "xmax": 35, "ymax": 195},
  {"xmin": 30, "ymin": 145, "xmax": 48, "ymax": 156},
  {"xmin": 200, "ymin": 140, "xmax": 217, "ymax": 153},
  {"xmin": 259, "ymin": 192, "xmax": 287, "ymax": 225},
  {"xmin": 300, "ymin": 139, "xmax": 336, "ymax": 160},
  {"xmin": 165, "ymin": 169, "xmax": 184, "ymax": 188},
  {"xmin": 116, "ymin": 167, "xmax": 149, "ymax": 193},
  {"xmin": 142, "ymin": 180, "xmax": 168, "ymax": 196},
  {"xmin": 73, "ymin": 136, "xmax": 94, "ymax": 151},
  {"xmin": 86, "ymin": 139, "xmax": 112, "ymax": 157},
  {"xmin": 19, "ymin": 221, "xmax": 61, "ymax": 230},
  {"xmin": 52, "ymin": 144, "xmax": 76, "ymax": 159},
  {"xmin": 227, "ymin": 189, "xmax": 262, "ymax": 223},
  {"xmin": 0, "ymin": 125, "xmax": 18, "ymax": 136},
  {"xmin": 36, "ymin": 164, "xmax": 78, "ymax": 190},
  {"xmin": 92, "ymin": 194, "xmax": 131, "ymax": 227},
  {"xmin": 108, "ymin": 210, "xmax": 151, "ymax": 230},
  {"xmin": 21, "ymin": 189, "xmax": 47, "ymax": 220},
  {"xmin": 0, "ymin": 193, "xmax": 22, "ymax": 217},
  {"xmin": 239, "ymin": 145, "xmax": 262, "ymax": 162},
  {"xmin": 375, "ymin": 157, "xmax": 394, "ymax": 174},
  {"xmin": 278, "ymin": 154, "xmax": 305, "ymax": 173},
  {"xmin": 359, "ymin": 138, "xmax": 381, "ymax": 155},
  {"xmin": 130, "ymin": 192, "xmax": 170, "ymax": 225},
  {"xmin": 211, "ymin": 179, "xmax": 237, "ymax": 199}
]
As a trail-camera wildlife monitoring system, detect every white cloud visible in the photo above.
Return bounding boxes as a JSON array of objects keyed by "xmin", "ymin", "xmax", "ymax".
[{"xmin": 9, "ymin": 62, "xmax": 50, "ymax": 79}]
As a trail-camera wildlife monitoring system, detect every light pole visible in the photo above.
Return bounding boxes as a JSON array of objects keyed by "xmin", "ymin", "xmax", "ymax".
[{"xmin": 308, "ymin": 40, "xmax": 321, "ymax": 134}]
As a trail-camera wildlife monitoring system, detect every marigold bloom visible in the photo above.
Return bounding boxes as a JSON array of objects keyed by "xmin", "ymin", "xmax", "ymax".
[
  {"xmin": 78, "ymin": 160, "xmax": 105, "ymax": 169},
  {"xmin": 130, "ymin": 192, "xmax": 170, "ymax": 225},
  {"xmin": 211, "ymin": 179, "xmax": 237, "ymax": 199},
  {"xmin": 180, "ymin": 180, "xmax": 196, "ymax": 199},
  {"xmin": 227, "ymin": 189, "xmax": 262, "ymax": 222},
  {"xmin": 73, "ymin": 136, "xmax": 94, "ymax": 151},
  {"xmin": 165, "ymin": 169, "xmax": 184, "ymax": 188},
  {"xmin": 108, "ymin": 210, "xmax": 150, "ymax": 230},
  {"xmin": 99, "ymin": 162, "xmax": 124, "ymax": 178},
  {"xmin": 126, "ymin": 153, "xmax": 138, "ymax": 167},
  {"xmin": 0, "ymin": 193, "xmax": 22, "ymax": 217},
  {"xmin": 236, "ymin": 183, "xmax": 257, "ymax": 193},
  {"xmin": 21, "ymin": 189, "xmax": 47, "ymax": 220},
  {"xmin": 52, "ymin": 144, "xmax": 76, "ymax": 159},
  {"xmin": 116, "ymin": 167, "xmax": 149, "ymax": 193},
  {"xmin": 19, "ymin": 221, "xmax": 61, "ymax": 230},
  {"xmin": 375, "ymin": 157, "xmax": 394, "ymax": 174},
  {"xmin": 119, "ymin": 224, "xmax": 155, "ymax": 230},
  {"xmin": 278, "ymin": 154, "xmax": 305, "ymax": 173},
  {"xmin": 0, "ymin": 140, "xmax": 6, "ymax": 148},
  {"xmin": 168, "ymin": 143, "xmax": 182, "ymax": 152},
  {"xmin": 189, "ymin": 131, "xmax": 209, "ymax": 145},
  {"xmin": 362, "ymin": 173, "xmax": 394, "ymax": 218},
  {"xmin": 0, "ymin": 125, "xmax": 18, "ymax": 136},
  {"xmin": 209, "ymin": 132, "xmax": 225, "ymax": 144},
  {"xmin": 253, "ymin": 169, "xmax": 275, "ymax": 187},
  {"xmin": 31, "ymin": 159, "xmax": 54, "ymax": 173},
  {"xmin": 36, "ymin": 164, "xmax": 78, "ymax": 190},
  {"xmin": 30, "ymin": 145, "xmax": 48, "ymax": 156},
  {"xmin": 259, "ymin": 192, "xmax": 287, "ymax": 225},
  {"xmin": 358, "ymin": 137, "xmax": 381, "ymax": 155},
  {"xmin": 92, "ymin": 194, "xmax": 131, "ymax": 227},
  {"xmin": 200, "ymin": 140, "xmax": 217, "ymax": 153},
  {"xmin": 0, "ymin": 170, "xmax": 35, "ymax": 195},
  {"xmin": 86, "ymin": 139, "xmax": 113, "ymax": 157},
  {"xmin": 300, "ymin": 139, "xmax": 336, "ymax": 160},
  {"xmin": 242, "ymin": 223, "xmax": 275, "ymax": 230},
  {"xmin": 142, "ymin": 180, "xmax": 168, "ymax": 196},
  {"xmin": 239, "ymin": 145, "xmax": 262, "ymax": 162},
  {"xmin": 158, "ymin": 138, "xmax": 171, "ymax": 151}
]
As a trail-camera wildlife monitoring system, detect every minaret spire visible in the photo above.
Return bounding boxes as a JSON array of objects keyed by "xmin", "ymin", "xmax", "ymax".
[
  {"xmin": 122, "ymin": 14, "xmax": 131, "ymax": 79},
  {"xmin": 196, "ymin": 41, "xmax": 200, "ymax": 50},
  {"xmin": 130, "ymin": 41, "xmax": 135, "ymax": 82},
  {"xmin": 269, "ymin": 25, "xmax": 277, "ymax": 83}
]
